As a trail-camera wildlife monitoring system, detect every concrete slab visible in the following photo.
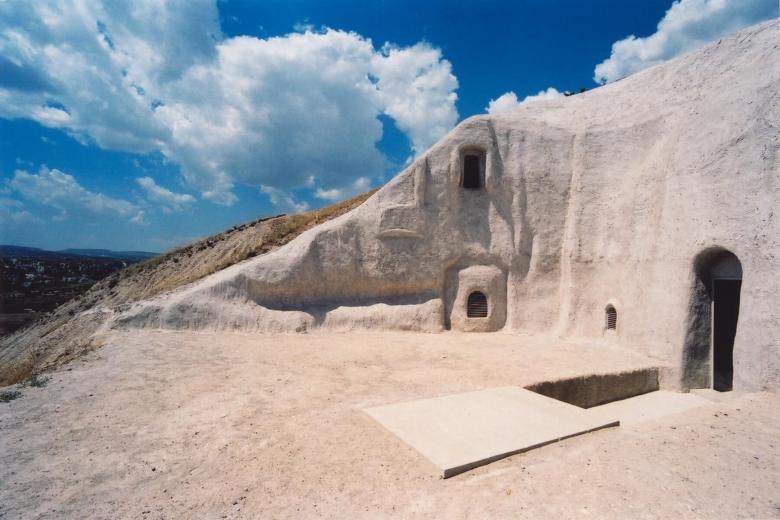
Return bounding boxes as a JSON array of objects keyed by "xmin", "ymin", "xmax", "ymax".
[
  {"xmin": 587, "ymin": 390, "xmax": 712, "ymax": 426},
  {"xmin": 364, "ymin": 386, "xmax": 619, "ymax": 478},
  {"xmin": 690, "ymin": 389, "xmax": 736, "ymax": 402}
]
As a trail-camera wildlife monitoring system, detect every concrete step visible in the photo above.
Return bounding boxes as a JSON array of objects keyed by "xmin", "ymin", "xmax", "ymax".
[
  {"xmin": 587, "ymin": 390, "xmax": 712, "ymax": 427},
  {"xmin": 690, "ymin": 388, "xmax": 736, "ymax": 402}
]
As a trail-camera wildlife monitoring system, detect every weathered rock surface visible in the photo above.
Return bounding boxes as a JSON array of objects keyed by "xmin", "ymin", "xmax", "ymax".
[{"xmin": 113, "ymin": 21, "xmax": 779, "ymax": 393}]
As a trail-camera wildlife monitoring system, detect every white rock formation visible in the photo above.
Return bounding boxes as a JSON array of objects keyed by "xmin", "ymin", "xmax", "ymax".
[{"xmin": 114, "ymin": 20, "xmax": 779, "ymax": 393}]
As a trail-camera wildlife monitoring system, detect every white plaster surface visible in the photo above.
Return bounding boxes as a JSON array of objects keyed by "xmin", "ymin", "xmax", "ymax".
[
  {"xmin": 365, "ymin": 386, "xmax": 619, "ymax": 478},
  {"xmin": 111, "ymin": 20, "xmax": 780, "ymax": 392}
]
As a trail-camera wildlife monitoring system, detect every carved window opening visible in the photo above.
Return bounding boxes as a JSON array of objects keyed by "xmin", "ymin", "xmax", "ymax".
[
  {"xmin": 467, "ymin": 291, "xmax": 488, "ymax": 318},
  {"xmin": 462, "ymin": 154, "xmax": 481, "ymax": 189}
]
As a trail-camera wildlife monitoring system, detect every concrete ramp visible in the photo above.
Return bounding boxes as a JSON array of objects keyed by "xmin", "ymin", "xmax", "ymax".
[{"xmin": 364, "ymin": 386, "xmax": 619, "ymax": 478}]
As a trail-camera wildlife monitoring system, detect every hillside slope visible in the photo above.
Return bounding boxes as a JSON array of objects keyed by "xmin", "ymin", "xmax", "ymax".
[{"xmin": 0, "ymin": 190, "xmax": 376, "ymax": 385}]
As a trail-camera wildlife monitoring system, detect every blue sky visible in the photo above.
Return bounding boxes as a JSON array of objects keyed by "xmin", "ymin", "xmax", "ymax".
[{"xmin": 0, "ymin": 0, "xmax": 776, "ymax": 253}]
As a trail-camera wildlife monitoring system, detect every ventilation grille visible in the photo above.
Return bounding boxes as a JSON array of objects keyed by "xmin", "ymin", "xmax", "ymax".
[
  {"xmin": 467, "ymin": 291, "xmax": 488, "ymax": 318},
  {"xmin": 606, "ymin": 306, "xmax": 617, "ymax": 330}
]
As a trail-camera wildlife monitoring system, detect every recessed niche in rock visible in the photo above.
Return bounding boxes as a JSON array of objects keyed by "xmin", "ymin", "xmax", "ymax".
[{"xmin": 463, "ymin": 154, "xmax": 481, "ymax": 189}]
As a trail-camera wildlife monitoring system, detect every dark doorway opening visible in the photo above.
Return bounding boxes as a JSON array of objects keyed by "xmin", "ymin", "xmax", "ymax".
[
  {"xmin": 713, "ymin": 279, "xmax": 741, "ymax": 391},
  {"xmin": 463, "ymin": 155, "xmax": 481, "ymax": 189},
  {"xmin": 683, "ymin": 248, "xmax": 742, "ymax": 391}
]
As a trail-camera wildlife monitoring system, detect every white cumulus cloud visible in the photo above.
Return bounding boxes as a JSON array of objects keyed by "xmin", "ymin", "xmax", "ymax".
[
  {"xmin": 486, "ymin": 88, "xmax": 564, "ymax": 114},
  {"xmin": 0, "ymin": 1, "xmax": 459, "ymax": 206},
  {"xmin": 0, "ymin": 197, "xmax": 44, "ymax": 227},
  {"xmin": 315, "ymin": 177, "xmax": 372, "ymax": 202},
  {"xmin": 594, "ymin": 0, "xmax": 778, "ymax": 84},
  {"xmin": 371, "ymin": 43, "xmax": 459, "ymax": 155},
  {"xmin": 8, "ymin": 166, "xmax": 143, "ymax": 223},
  {"xmin": 130, "ymin": 210, "xmax": 148, "ymax": 225},
  {"xmin": 137, "ymin": 176, "xmax": 196, "ymax": 213},
  {"xmin": 259, "ymin": 186, "xmax": 310, "ymax": 214},
  {"xmin": 486, "ymin": 92, "xmax": 520, "ymax": 114}
]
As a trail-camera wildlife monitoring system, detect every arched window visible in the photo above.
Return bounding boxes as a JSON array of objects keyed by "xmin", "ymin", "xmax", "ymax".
[
  {"xmin": 462, "ymin": 154, "xmax": 481, "ymax": 189},
  {"xmin": 606, "ymin": 305, "xmax": 617, "ymax": 330},
  {"xmin": 467, "ymin": 291, "xmax": 488, "ymax": 318}
]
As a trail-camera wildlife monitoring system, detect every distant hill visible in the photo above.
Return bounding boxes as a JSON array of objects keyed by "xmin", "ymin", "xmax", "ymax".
[
  {"xmin": 0, "ymin": 245, "xmax": 64, "ymax": 259},
  {"xmin": 59, "ymin": 249, "xmax": 159, "ymax": 262},
  {"xmin": 0, "ymin": 245, "xmax": 158, "ymax": 262}
]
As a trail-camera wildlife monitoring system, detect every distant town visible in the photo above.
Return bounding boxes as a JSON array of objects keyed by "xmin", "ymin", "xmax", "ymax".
[{"xmin": 0, "ymin": 245, "xmax": 157, "ymax": 336}]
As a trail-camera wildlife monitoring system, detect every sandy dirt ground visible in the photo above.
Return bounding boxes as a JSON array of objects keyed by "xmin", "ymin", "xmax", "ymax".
[{"xmin": 1, "ymin": 331, "xmax": 778, "ymax": 519}]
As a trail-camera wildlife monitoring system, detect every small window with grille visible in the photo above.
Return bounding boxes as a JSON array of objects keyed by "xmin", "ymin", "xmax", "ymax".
[
  {"xmin": 467, "ymin": 291, "xmax": 488, "ymax": 318},
  {"xmin": 606, "ymin": 305, "xmax": 617, "ymax": 330}
]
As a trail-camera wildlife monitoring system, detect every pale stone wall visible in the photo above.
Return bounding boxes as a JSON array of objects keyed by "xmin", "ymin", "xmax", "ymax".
[{"xmin": 113, "ymin": 20, "xmax": 780, "ymax": 393}]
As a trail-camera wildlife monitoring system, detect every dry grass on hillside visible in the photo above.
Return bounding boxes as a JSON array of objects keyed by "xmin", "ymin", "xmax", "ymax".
[{"xmin": 0, "ymin": 188, "xmax": 378, "ymax": 386}]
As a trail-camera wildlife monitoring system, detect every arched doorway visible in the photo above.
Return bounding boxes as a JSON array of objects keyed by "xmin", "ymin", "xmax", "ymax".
[
  {"xmin": 710, "ymin": 255, "xmax": 742, "ymax": 391},
  {"xmin": 683, "ymin": 249, "xmax": 742, "ymax": 391}
]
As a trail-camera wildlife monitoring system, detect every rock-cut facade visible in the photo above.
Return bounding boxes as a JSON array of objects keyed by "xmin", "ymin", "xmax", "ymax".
[{"xmin": 115, "ymin": 20, "xmax": 780, "ymax": 394}]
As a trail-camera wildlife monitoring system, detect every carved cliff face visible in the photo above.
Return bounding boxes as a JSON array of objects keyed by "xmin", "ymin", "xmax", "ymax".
[
  {"xmin": 223, "ymin": 115, "xmax": 532, "ymax": 310},
  {"xmin": 114, "ymin": 20, "xmax": 780, "ymax": 393}
]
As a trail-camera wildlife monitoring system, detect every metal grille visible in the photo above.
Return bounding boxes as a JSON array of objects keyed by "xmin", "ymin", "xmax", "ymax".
[
  {"xmin": 467, "ymin": 291, "xmax": 488, "ymax": 318},
  {"xmin": 606, "ymin": 306, "xmax": 617, "ymax": 330}
]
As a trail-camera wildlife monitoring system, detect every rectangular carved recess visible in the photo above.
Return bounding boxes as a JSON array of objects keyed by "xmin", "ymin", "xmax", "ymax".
[
  {"xmin": 525, "ymin": 368, "xmax": 660, "ymax": 409},
  {"xmin": 463, "ymin": 155, "xmax": 481, "ymax": 189}
]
